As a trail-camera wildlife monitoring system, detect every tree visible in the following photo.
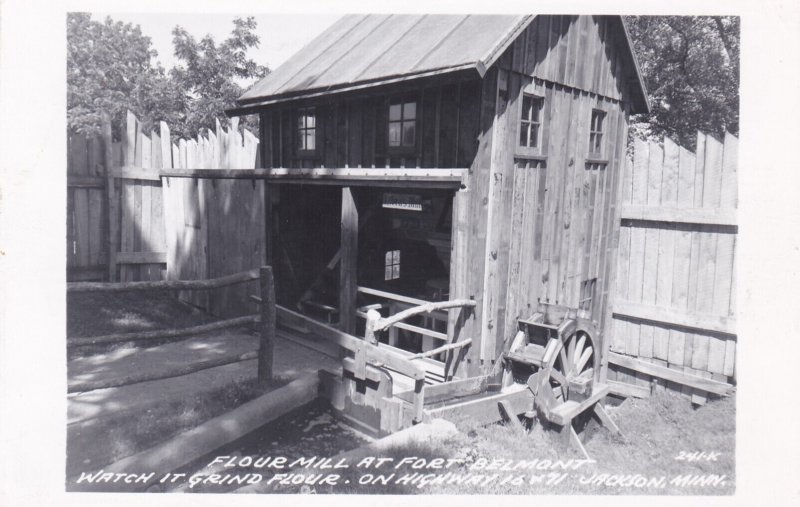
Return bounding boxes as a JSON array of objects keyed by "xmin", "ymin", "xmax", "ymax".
[
  {"xmin": 169, "ymin": 17, "xmax": 269, "ymax": 139},
  {"xmin": 67, "ymin": 13, "xmax": 269, "ymax": 139},
  {"xmin": 67, "ymin": 13, "xmax": 179, "ymax": 136},
  {"xmin": 625, "ymin": 16, "xmax": 739, "ymax": 148}
]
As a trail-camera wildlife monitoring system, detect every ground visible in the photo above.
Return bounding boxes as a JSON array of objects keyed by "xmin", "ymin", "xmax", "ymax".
[{"xmin": 67, "ymin": 291, "xmax": 735, "ymax": 495}]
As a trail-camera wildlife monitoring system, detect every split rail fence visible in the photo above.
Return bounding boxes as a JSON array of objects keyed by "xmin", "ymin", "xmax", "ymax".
[
  {"xmin": 607, "ymin": 132, "xmax": 738, "ymax": 403},
  {"xmin": 66, "ymin": 266, "xmax": 276, "ymax": 392}
]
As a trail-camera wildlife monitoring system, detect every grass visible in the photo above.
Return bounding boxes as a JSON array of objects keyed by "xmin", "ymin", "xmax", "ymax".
[{"xmin": 306, "ymin": 390, "xmax": 735, "ymax": 495}]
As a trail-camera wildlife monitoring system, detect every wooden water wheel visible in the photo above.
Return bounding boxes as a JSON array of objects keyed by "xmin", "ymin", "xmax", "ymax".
[{"xmin": 529, "ymin": 322, "xmax": 598, "ymax": 422}]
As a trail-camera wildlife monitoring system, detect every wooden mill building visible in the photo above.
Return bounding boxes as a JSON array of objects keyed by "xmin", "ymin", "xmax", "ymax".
[{"xmin": 231, "ymin": 14, "xmax": 649, "ymax": 380}]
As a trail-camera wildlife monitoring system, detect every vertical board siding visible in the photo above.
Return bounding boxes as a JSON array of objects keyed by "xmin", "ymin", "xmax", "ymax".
[{"xmin": 611, "ymin": 133, "xmax": 738, "ymax": 396}]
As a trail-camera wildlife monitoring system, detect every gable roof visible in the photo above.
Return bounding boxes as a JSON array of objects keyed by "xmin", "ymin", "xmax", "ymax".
[
  {"xmin": 236, "ymin": 14, "xmax": 531, "ymax": 107},
  {"xmin": 235, "ymin": 14, "xmax": 649, "ymax": 113}
]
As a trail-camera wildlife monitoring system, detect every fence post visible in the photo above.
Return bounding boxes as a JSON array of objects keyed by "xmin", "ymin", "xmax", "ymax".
[
  {"xmin": 258, "ymin": 266, "xmax": 276, "ymax": 385},
  {"xmin": 364, "ymin": 309, "xmax": 381, "ymax": 345}
]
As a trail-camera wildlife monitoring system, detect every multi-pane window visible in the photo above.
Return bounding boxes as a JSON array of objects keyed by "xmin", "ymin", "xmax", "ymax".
[
  {"xmin": 589, "ymin": 109, "xmax": 606, "ymax": 156},
  {"xmin": 385, "ymin": 250, "xmax": 400, "ymax": 281},
  {"xmin": 388, "ymin": 101, "xmax": 416, "ymax": 148},
  {"xmin": 297, "ymin": 110, "xmax": 316, "ymax": 151},
  {"xmin": 519, "ymin": 94, "xmax": 544, "ymax": 149}
]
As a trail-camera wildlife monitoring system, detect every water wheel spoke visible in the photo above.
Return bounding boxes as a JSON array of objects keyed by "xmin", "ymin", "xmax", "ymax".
[
  {"xmin": 574, "ymin": 335, "xmax": 587, "ymax": 367},
  {"xmin": 558, "ymin": 346, "xmax": 571, "ymax": 377},
  {"xmin": 575, "ymin": 346, "xmax": 594, "ymax": 373},
  {"xmin": 568, "ymin": 333, "xmax": 576, "ymax": 368}
]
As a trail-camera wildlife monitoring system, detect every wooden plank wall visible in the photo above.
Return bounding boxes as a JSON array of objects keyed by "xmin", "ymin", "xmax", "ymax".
[
  {"xmin": 161, "ymin": 117, "xmax": 265, "ymax": 317},
  {"xmin": 67, "ymin": 133, "xmax": 107, "ymax": 281},
  {"xmin": 608, "ymin": 133, "xmax": 738, "ymax": 401},
  {"xmin": 260, "ymin": 80, "xmax": 481, "ymax": 171},
  {"xmin": 117, "ymin": 111, "xmax": 168, "ymax": 282},
  {"xmin": 68, "ymin": 111, "xmax": 263, "ymax": 317}
]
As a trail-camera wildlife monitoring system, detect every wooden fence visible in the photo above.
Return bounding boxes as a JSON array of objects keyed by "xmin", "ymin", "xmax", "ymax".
[
  {"xmin": 66, "ymin": 111, "xmax": 263, "ymax": 317},
  {"xmin": 607, "ymin": 132, "xmax": 737, "ymax": 403}
]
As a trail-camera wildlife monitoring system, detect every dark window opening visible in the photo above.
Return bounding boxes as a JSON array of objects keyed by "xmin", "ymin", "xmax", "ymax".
[
  {"xmin": 589, "ymin": 109, "xmax": 606, "ymax": 157},
  {"xmin": 385, "ymin": 250, "xmax": 401, "ymax": 281},
  {"xmin": 520, "ymin": 94, "xmax": 544, "ymax": 149},
  {"xmin": 297, "ymin": 109, "xmax": 316, "ymax": 152},
  {"xmin": 388, "ymin": 101, "xmax": 416, "ymax": 148}
]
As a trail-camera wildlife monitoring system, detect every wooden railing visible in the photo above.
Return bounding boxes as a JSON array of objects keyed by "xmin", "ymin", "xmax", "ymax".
[
  {"xmin": 356, "ymin": 286, "xmax": 449, "ymax": 351},
  {"xmin": 275, "ymin": 305, "xmax": 429, "ymax": 422},
  {"xmin": 67, "ymin": 266, "xmax": 276, "ymax": 390}
]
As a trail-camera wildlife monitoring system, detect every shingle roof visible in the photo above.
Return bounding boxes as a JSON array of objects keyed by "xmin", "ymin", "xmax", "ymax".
[{"xmin": 237, "ymin": 14, "xmax": 532, "ymax": 106}]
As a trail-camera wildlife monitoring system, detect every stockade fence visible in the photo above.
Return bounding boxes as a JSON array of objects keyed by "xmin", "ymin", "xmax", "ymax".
[
  {"xmin": 66, "ymin": 266, "xmax": 275, "ymax": 393},
  {"xmin": 67, "ymin": 111, "xmax": 263, "ymax": 317},
  {"xmin": 606, "ymin": 132, "xmax": 737, "ymax": 404}
]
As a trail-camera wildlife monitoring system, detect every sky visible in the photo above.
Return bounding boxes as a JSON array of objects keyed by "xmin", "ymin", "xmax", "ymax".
[{"xmin": 91, "ymin": 13, "xmax": 341, "ymax": 75}]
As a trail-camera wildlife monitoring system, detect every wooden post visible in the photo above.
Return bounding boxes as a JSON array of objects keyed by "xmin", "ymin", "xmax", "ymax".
[
  {"xmin": 101, "ymin": 113, "xmax": 117, "ymax": 282},
  {"xmin": 258, "ymin": 266, "xmax": 276, "ymax": 385},
  {"xmin": 339, "ymin": 187, "xmax": 358, "ymax": 333},
  {"xmin": 364, "ymin": 309, "xmax": 381, "ymax": 345}
]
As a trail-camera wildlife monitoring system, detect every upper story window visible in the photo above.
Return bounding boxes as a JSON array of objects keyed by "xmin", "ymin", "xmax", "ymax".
[
  {"xmin": 519, "ymin": 94, "xmax": 544, "ymax": 150},
  {"xmin": 297, "ymin": 109, "xmax": 316, "ymax": 152},
  {"xmin": 388, "ymin": 101, "xmax": 416, "ymax": 149},
  {"xmin": 589, "ymin": 109, "xmax": 606, "ymax": 157}
]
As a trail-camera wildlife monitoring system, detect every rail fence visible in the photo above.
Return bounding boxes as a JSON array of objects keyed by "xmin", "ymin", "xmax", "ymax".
[{"xmin": 66, "ymin": 266, "xmax": 275, "ymax": 393}]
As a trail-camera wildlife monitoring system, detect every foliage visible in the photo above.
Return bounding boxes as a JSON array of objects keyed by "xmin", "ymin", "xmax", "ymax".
[
  {"xmin": 67, "ymin": 13, "xmax": 178, "ymax": 137},
  {"xmin": 169, "ymin": 17, "xmax": 269, "ymax": 139},
  {"xmin": 67, "ymin": 13, "xmax": 268, "ymax": 140},
  {"xmin": 626, "ymin": 16, "xmax": 739, "ymax": 149}
]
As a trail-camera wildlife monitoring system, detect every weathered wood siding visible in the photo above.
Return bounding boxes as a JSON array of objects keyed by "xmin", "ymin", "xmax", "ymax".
[
  {"xmin": 608, "ymin": 133, "xmax": 737, "ymax": 400},
  {"xmin": 259, "ymin": 77, "xmax": 482, "ymax": 171},
  {"xmin": 456, "ymin": 15, "xmax": 633, "ymax": 376}
]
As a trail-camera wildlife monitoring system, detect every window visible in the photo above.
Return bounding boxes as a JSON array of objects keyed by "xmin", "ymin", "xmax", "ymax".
[
  {"xmin": 388, "ymin": 101, "xmax": 416, "ymax": 149},
  {"xmin": 519, "ymin": 94, "xmax": 544, "ymax": 149},
  {"xmin": 297, "ymin": 109, "xmax": 316, "ymax": 152},
  {"xmin": 589, "ymin": 109, "xmax": 606, "ymax": 157},
  {"xmin": 385, "ymin": 250, "xmax": 400, "ymax": 281}
]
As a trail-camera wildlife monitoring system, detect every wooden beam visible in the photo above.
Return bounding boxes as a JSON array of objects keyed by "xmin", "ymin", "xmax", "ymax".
[
  {"xmin": 358, "ymin": 286, "xmax": 437, "ymax": 307},
  {"xmin": 115, "ymin": 251, "xmax": 167, "ymax": 265},
  {"xmin": 339, "ymin": 187, "xmax": 358, "ymax": 334},
  {"xmin": 276, "ymin": 305, "xmax": 426, "ymax": 381},
  {"xmin": 608, "ymin": 352, "xmax": 733, "ymax": 396},
  {"xmin": 547, "ymin": 383, "xmax": 610, "ymax": 426},
  {"xmin": 258, "ymin": 266, "xmax": 276, "ymax": 385},
  {"xmin": 424, "ymin": 384, "xmax": 532, "ymax": 425},
  {"xmin": 67, "ymin": 268, "xmax": 260, "ymax": 292},
  {"xmin": 396, "ymin": 375, "xmax": 489, "ymax": 405},
  {"xmin": 102, "ymin": 114, "xmax": 117, "ymax": 282},
  {"xmin": 158, "ymin": 167, "xmax": 467, "ymax": 187},
  {"xmin": 373, "ymin": 299, "xmax": 476, "ymax": 333},
  {"xmin": 67, "ymin": 176, "xmax": 105, "ymax": 188},
  {"xmin": 608, "ymin": 379, "xmax": 650, "ymax": 399},
  {"xmin": 408, "ymin": 339, "xmax": 472, "ymax": 360},
  {"xmin": 620, "ymin": 205, "xmax": 736, "ymax": 226},
  {"xmin": 67, "ymin": 314, "xmax": 259, "ymax": 348},
  {"xmin": 70, "ymin": 375, "xmax": 319, "ymax": 492},
  {"xmin": 613, "ymin": 299, "xmax": 736, "ymax": 335},
  {"xmin": 111, "ymin": 166, "xmax": 162, "ymax": 181}
]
